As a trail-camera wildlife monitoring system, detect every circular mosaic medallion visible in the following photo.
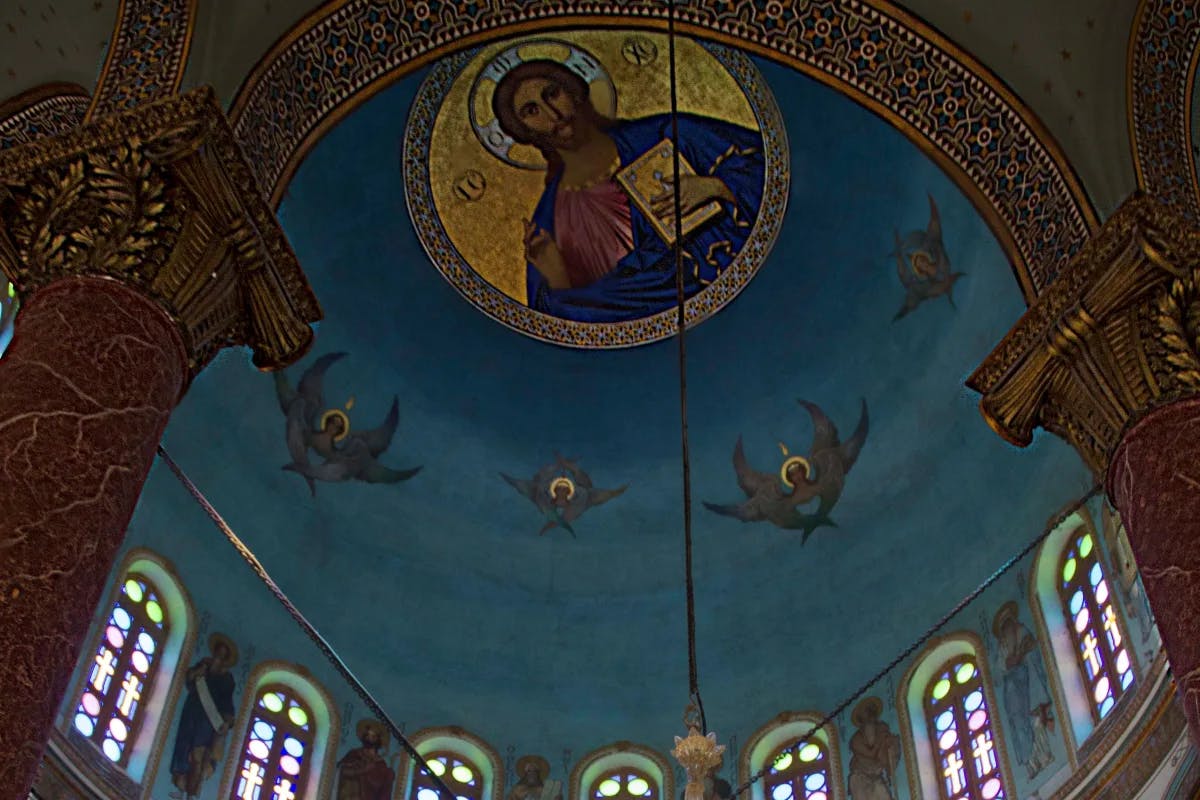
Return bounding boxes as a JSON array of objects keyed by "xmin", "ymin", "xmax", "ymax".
[{"xmin": 404, "ymin": 31, "xmax": 788, "ymax": 348}]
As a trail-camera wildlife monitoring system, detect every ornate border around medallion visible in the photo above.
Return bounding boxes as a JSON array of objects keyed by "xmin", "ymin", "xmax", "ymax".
[
  {"xmin": 402, "ymin": 41, "xmax": 788, "ymax": 349},
  {"xmin": 87, "ymin": 0, "xmax": 197, "ymax": 120},
  {"xmin": 0, "ymin": 82, "xmax": 89, "ymax": 150},
  {"xmin": 1128, "ymin": 0, "xmax": 1200, "ymax": 221},
  {"xmin": 229, "ymin": 0, "xmax": 1098, "ymax": 300}
]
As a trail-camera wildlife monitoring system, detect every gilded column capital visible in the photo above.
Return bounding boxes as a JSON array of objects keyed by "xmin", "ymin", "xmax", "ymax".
[
  {"xmin": 967, "ymin": 193, "xmax": 1200, "ymax": 475},
  {"xmin": 0, "ymin": 87, "xmax": 320, "ymax": 376}
]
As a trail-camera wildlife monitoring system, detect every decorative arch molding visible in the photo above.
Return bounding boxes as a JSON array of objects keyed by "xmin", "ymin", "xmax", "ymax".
[
  {"xmin": 229, "ymin": 0, "xmax": 1097, "ymax": 299},
  {"xmin": 0, "ymin": 82, "xmax": 89, "ymax": 150},
  {"xmin": 1128, "ymin": 0, "xmax": 1200, "ymax": 221},
  {"xmin": 87, "ymin": 0, "xmax": 198, "ymax": 120},
  {"xmin": 397, "ymin": 725, "xmax": 505, "ymax": 800},
  {"xmin": 57, "ymin": 547, "xmax": 197, "ymax": 800},
  {"xmin": 739, "ymin": 711, "xmax": 845, "ymax": 800},
  {"xmin": 568, "ymin": 741, "xmax": 675, "ymax": 800},
  {"xmin": 218, "ymin": 660, "xmax": 341, "ymax": 800},
  {"xmin": 895, "ymin": 631, "xmax": 1016, "ymax": 800}
]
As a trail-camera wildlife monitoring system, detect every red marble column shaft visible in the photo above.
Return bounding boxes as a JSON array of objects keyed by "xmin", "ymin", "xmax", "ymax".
[
  {"xmin": 1108, "ymin": 394, "xmax": 1200, "ymax": 748},
  {"xmin": 0, "ymin": 276, "xmax": 187, "ymax": 798}
]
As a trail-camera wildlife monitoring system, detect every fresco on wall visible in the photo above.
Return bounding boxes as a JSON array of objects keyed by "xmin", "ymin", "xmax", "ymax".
[
  {"xmin": 404, "ymin": 31, "xmax": 788, "ymax": 347},
  {"xmin": 889, "ymin": 195, "xmax": 964, "ymax": 322},
  {"xmin": 169, "ymin": 633, "xmax": 239, "ymax": 800},
  {"xmin": 335, "ymin": 719, "xmax": 397, "ymax": 800},
  {"xmin": 703, "ymin": 399, "xmax": 869, "ymax": 541},
  {"xmin": 274, "ymin": 352, "xmax": 421, "ymax": 495},
  {"xmin": 501, "ymin": 454, "xmax": 627, "ymax": 537},
  {"xmin": 847, "ymin": 696, "xmax": 901, "ymax": 800},
  {"xmin": 986, "ymin": 602, "xmax": 1056, "ymax": 782},
  {"xmin": 101, "ymin": 20, "xmax": 1103, "ymax": 800},
  {"xmin": 509, "ymin": 754, "xmax": 563, "ymax": 800}
]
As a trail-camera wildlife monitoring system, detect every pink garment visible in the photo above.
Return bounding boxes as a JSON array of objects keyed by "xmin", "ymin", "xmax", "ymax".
[{"xmin": 553, "ymin": 180, "xmax": 634, "ymax": 288}]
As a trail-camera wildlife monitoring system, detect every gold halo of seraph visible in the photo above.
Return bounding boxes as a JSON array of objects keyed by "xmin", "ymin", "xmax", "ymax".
[
  {"xmin": 548, "ymin": 475, "xmax": 576, "ymax": 500},
  {"xmin": 779, "ymin": 455, "xmax": 811, "ymax": 488},
  {"xmin": 320, "ymin": 408, "xmax": 351, "ymax": 442}
]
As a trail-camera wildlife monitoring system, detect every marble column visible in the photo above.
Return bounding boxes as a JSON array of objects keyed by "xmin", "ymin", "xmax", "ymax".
[
  {"xmin": 968, "ymin": 193, "xmax": 1200, "ymax": 746},
  {"xmin": 0, "ymin": 89, "xmax": 320, "ymax": 798}
]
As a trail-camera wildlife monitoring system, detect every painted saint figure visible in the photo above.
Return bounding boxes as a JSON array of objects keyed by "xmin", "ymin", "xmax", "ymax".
[
  {"xmin": 508, "ymin": 755, "xmax": 563, "ymax": 800},
  {"xmin": 991, "ymin": 602, "xmax": 1055, "ymax": 780},
  {"xmin": 169, "ymin": 633, "xmax": 238, "ymax": 799},
  {"xmin": 847, "ymin": 697, "xmax": 900, "ymax": 800},
  {"xmin": 492, "ymin": 59, "xmax": 765, "ymax": 322},
  {"xmin": 336, "ymin": 719, "xmax": 396, "ymax": 800}
]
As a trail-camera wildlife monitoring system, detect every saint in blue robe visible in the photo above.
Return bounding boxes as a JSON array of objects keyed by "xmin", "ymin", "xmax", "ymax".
[{"xmin": 526, "ymin": 113, "xmax": 765, "ymax": 323}]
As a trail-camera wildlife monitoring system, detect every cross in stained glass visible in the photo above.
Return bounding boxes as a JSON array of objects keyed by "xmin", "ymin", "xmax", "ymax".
[
  {"xmin": 942, "ymin": 751, "xmax": 965, "ymax": 794},
  {"xmin": 117, "ymin": 674, "xmax": 141, "ymax": 716},
  {"xmin": 93, "ymin": 649, "xmax": 117, "ymax": 690},
  {"xmin": 273, "ymin": 779, "xmax": 296, "ymax": 800},
  {"xmin": 1103, "ymin": 606, "xmax": 1122, "ymax": 647},
  {"xmin": 1082, "ymin": 632, "xmax": 1102, "ymax": 675},
  {"xmin": 971, "ymin": 733, "xmax": 994, "ymax": 774},
  {"xmin": 241, "ymin": 762, "xmax": 266, "ymax": 800}
]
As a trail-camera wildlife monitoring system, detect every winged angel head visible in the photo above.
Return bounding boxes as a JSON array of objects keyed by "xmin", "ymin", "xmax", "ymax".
[{"xmin": 273, "ymin": 352, "xmax": 421, "ymax": 496}]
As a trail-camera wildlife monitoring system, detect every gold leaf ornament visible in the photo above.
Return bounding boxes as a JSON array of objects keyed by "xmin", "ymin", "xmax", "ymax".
[
  {"xmin": 1156, "ymin": 264, "xmax": 1200, "ymax": 389},
  {"xmin": 672, "ymin": 728, "xmax": 725, "ymax": 800}
]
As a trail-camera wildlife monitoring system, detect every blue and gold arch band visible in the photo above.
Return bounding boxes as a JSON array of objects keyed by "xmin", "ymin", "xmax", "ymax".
[
  {"xmin": 404, "ymin": 35, "xmax": 788, "ymax": 349},
  {"xmin": 230, "ymin": 0, "xmax": 1099, "ymax": 301}
]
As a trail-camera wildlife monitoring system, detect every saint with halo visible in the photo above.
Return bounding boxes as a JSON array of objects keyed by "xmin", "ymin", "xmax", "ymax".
[{"xmin": 479, "ymin": 41, "xmax": 766, "ymax": 323}]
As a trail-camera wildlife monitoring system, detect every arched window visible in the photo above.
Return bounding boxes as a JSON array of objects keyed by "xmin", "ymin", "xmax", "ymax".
[
  {"xmin": 925, "ymin": 658, "xmax": 1007, "ymax": 800},
  {"xmin": 232, "ymin": 686, "xmax": 315, "ymax": 800},
  {"xmin": 741, "ymin": 713, "xmax": 843, "ymax": 800},
  {"xmin": 71, "ymin": 571, "xmax": 171, "ymax": 766},
  {"xmin": 0, "ymin": 276, "xmax": 16, "ymax": 356},
  {"xmin": 220, "ymin": 664, "xmax": 339, "ymax": 800},
  {"xmin": 416, "ymin": 753, "xmax": 485, "ymax": 800},
  {"xmin": 589, "ymin": 768, "xmax": 656, "ymax": 800},
  {"xmin": 570, "ymin": 742, "xmax": 672, "ymax": 800},
  {"xmin": 1058, "ymin": 528, "xmax": 1135, "ymax": 720},
  {"xmin": 764, "ymin": 740, "xmax": 833, "ymax": 800}
]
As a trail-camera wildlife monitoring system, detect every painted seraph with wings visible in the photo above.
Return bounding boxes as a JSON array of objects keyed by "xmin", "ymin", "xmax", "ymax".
[
  {"xmin": 501, "ymin": 454, "xmax": 627, "ymax": 536},
  {"xmin": 704, "ymin": 399, "xmax": 868, "ymax": 542},
  {"xmin": 274, "ymin": 352, "xmax": 421, "ymax": 496},
  {"xmin": 891, "ymin": 194, "xmax": 965, "ymax": 321}
]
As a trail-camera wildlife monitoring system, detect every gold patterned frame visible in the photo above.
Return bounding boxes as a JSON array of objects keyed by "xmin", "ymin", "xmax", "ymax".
[
  {"xmin": 56, "ymin": 547, "xmax": 198, "ymax": 800},
  {"xmin": 229, "ymin": 0, "xmax": 1098, "ymax": 301},
  {"xmin": 738, "ymin": 711, "xmax": 845, "ymax": 800},
  {"xmin": 568, "ymin": 741, "xmax": 676, "ymax": 800},
  {"xmin": 87, "ymin": 0, "xmax": 198, "ymax": 120},
  {"xmin": 403, "ymin": 39, "xmax": 786, "ymax": 349},
  {"xmin": 216, "ymin": 660, "xmax": 342, "ymax": 800},
  {"xmin": 1127, "ymin": 0, "xmax": 1200, "ymax": 220},
  {"xmin": 394, "ymin": 725, "xmax": 506, "ymax": 800},
  {"xmin": 894, "ymin": 631, "xmax": 1017, "ymax": 800},
  {"xmin": 0, "ymin": 82, "xmax": 90, "ymax": 149}
]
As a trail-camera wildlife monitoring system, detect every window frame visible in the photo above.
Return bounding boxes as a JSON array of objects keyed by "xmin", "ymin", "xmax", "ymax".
[
  {"xmin": 741, "ymin": 712, "xmax": 844, "ymax": 800},
  {"xmin": 400, "ymin": 727, "xmax": 505, "ymax": 800},
  {"xmin": 570, "ymin": 743, "xmax": 674, "ymax": 800}
]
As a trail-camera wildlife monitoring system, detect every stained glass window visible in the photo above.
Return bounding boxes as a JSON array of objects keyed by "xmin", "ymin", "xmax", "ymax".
[
  {"xmin": 0, "ymin": 277, "xmax": 17, "ymax": 357},
  {"xmin": 232, "ymin": 686, "xmax": 314, "ymax": 800},
  {"xmin": 72, "ymin": 573, "xmax": 169, "ymax": 765},
  {"xmin": 413, "ymin": 752, "xmax": 483, "ymax": 800},
  {"xmin": 764, "ymin": 739, "xmax": 832, "ymax": 800},
  {"xmin": 1059, "ymin": 531, "xmax": 1135, "ymax": 720},
  {"xmin": 927, "ymin": 659, "xmax": 1008, "ymax": 800},
  {"xmin": 589, "ymin": 768, "xmax": 657, "ymax": 800}
]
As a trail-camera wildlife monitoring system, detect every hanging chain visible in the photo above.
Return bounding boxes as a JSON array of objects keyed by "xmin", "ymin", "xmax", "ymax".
[{"xmin": 156, "ymin": 446, "xmax": 459, "ymax": 800}]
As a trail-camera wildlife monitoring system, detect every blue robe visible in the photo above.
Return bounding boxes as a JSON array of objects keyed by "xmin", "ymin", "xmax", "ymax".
[
  {"xmin": 527, "ymin": 113, "xmax": 765, "ymax": 323},
  {"xmin": 170, "ymin": 664, "xmax": 236, "ymax": 778}
]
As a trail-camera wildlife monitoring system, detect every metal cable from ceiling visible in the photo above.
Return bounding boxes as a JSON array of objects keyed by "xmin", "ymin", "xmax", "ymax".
[{"xmin": 665, "ymin": 0, "xmax": 707, "ymax": 736}]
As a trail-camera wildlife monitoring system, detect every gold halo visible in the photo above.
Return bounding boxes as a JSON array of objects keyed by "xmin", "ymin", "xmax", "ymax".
[
  {"xmin": 851, "ymin": 696, "xmax": 883, "ymax": 727},
  {"xmin": 992, "ymin": 600, "xmax": 1019, "ymax": 638},
  {"xmin": 548, "ymin": 476, "xmax": 576, "ymax": 500},
  {"xmin": 779, "ymin": 455, "xmax": 812, "ymax": 488},
  {"xmin": 910, "ymin": 249, "xmax": 937, "ymax": 278},
  {"xmin": 320, "ymin": 408, "xmax": 351, "ymax": 442},
  {"xmin": 208, "ymin": 632, "xmax": 239, "ymax": 667},
  {"xmin": 516, "ymin": 755, "xmax": 551, "ymax": 782},
  {"xmin": 356, "ymin": 718, "xmax": 390, "ymax": 748}
]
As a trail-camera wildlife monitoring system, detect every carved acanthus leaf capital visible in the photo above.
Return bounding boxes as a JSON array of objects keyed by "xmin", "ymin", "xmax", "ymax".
[
  {"xmin": 967, "ymin": 193, "xmax": 1200, "ymax": 475},
  {"xmin": 0, "ymin": 87, "xmax": 320, "ymax": 376}
]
